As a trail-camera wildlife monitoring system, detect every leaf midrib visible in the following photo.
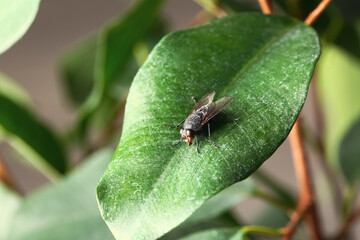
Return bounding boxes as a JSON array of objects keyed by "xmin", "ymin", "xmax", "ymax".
[{"xmin": 218, "ymin": 21, "xmax": 299, "ymax": 98}]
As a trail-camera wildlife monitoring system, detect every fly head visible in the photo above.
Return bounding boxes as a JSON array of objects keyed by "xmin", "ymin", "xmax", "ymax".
[{"xmin": 180, "ymin": 128, "xmax": 194, "ymax": 146}]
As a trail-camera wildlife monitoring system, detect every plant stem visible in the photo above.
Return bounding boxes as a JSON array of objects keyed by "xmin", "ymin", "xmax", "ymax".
[
  {"xmin": 241, "ymin": 225, "xmax": 283, "ymax": 237},
  {"xmin": 193, "ymin": 0, "xmax": 227, "ymax": 18},
  {"xmin": 333, "ymin": 205, "xmax": 360, "ymax": 240},
  {"xmin": 258, "ymin": 0, "xmax": 272, "ymax": 14},
  {"xmin": 310, "ymin": 78, "xmax": 343, "ymax": 214},
  {"xmin": 283, "ymin": 120, "xmax": 322, "ymax": 240},
  {"xmin": 304, "ymin": 0, "xmax": 332, "ymax": 25},
  {"xmin": 277, "ymin": 1, "xmax": 333, "ymax": 238}
]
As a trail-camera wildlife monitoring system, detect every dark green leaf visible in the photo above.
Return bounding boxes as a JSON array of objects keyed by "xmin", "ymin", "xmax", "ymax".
[
  {"xmin": 7, "ymin": 149, "xmax": 114, "ymax": 240},
  {"xmin": 220, "ymin": 0, "xmax": 261, "ymax": 13},
  {"xmin": 0, "ymin": 0, "xmax": 40, "ymax": 54},
  {"xmin": 58, "ymin": 35, "xmax": 98, "ymax": 106},
  {"xmin": 0, "ymin": 95, "xmax": 66, "ymax": 180},
  {"xmin": 317, "ymin": 45, "xmax": 360, "ymax": 185},
  {"xmin": 97, "ymin": 13, "xmax": 320, "ymax": 240},
  {"xmin": 0, "ymin": 183, "xmax": 21, "ymax": 240},
  {"xmin": 79, "ymin": 0, "xmax": 164, "ymax": 120},
  {"xmin": 252, "ymin": 205, "xmax": 289, "ymax": 229},
  {"xmin": 339, "ymin": 118, "xmax": 360, "ymax": 185},
  {"xmin": 334, "ymin": 20, "xmax": 360, "ymax": 59}
]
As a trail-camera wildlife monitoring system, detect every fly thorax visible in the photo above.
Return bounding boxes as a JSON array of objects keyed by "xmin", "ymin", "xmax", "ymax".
[{"xmin": 183, "ymin": 111, "xmax": 204, "ymax": 132}]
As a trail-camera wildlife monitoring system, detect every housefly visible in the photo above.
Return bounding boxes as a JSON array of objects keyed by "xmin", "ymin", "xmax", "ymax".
[{"xmin": 166, "ymin": 92, "xmax": 234, "ymax": 154}]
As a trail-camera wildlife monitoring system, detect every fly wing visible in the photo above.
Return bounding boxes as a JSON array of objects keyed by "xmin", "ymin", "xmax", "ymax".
[
  {"xmin": 201, "ymin": 96, "xmax": 234, "ymax": 125},
  {"xmin": 188, "ymin": 92, "xmax": 216, "ymax": 115}
]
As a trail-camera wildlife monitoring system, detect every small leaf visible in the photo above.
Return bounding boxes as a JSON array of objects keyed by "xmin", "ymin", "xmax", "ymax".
[
  {"xmin": 97, "ymin": 13, "xmax": 320, "ymax": 240},
  {"xmin": 339, "ymin": 118, "xmax": 360, "ymax": 185},
  {"xmin": 7, "ymin": 149, "xmax": 114, "ymax": 240},
  {"xmin": 58, "ymin": 35, "xmax": 98, "ymax": 106},
  {"xmin": 0, "ymin": 0, "xmax": 40, "ymax": 54},
  {"xmin": 0, "ymin": 183, "xmax": 21, "ymax": 240},
  {"xmin": 317, "ymin": 45, "xmax": 360, "ymax": 185},
  {"xmin": 252, "ymin": 205, "xmax": 289, "ymax": 229},
  {"xmin": 0, "ymin": 95, "xmax": 66, "ymax": 180},
  {"xmin": 333, "ymin": 20, "xmax": 360, "ymax": 59},
  {"xmin": 179, "ymin": 228, "xmax": 245, "ymax": 240},
  {"xmin": 79, "ymin": 0, "xmax": 164, "ymax": 120}
]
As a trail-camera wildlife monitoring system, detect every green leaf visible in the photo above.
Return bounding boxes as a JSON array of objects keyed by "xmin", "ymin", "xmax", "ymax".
[
  {"xmin": 220, "ymin": 0, "xmax": 261, "ymax": 13},
  {"xmin": 179, "ymin": 225, "xmax": 283, "ymax": 240},
  {"xmin": 0, "ymin": 0, "xmax": 40, "ymax": 54},
  {"xmin": 339, "ymin": 118, "xmax": 360, "ymax": 185},
  {"xmin": 162, "ymin": 179, "xmax": 255, "ymax": 239},
  {"xmin": 252, "ymin": 205, "xmax": 289, "ymax": 229},
  {"xmin": 317, "ymin": 45, "xmax": 360, "ymax": 185},
  {"xmin": 0, "ymin": 72, "xmax": 31, "ymax": 108},
  {"xmin": 97, "ymin": 13, "xmax": 320, "ymax": 240},
  {"xmin": 58, "ymin": 35, "xmax": 98, "ymax": 106},
  {"xmin": 0, "ymin": 183, "xmax": 21, "ymax": 240},
  {"xmin": 333, "ymin": 20, "xmax": 360, "ymax": 59},
  {"xmin": 79, "ymin": 0, "xmax": 164, "ymax": 122},
  {"xmin": 161, "ymin": 214, "xmax": 239, "ymax": 240},
  {"xmin": 0, "ymin": 94, "xmax": 66, "ymax": 180},
  {"xmin": 7, "ymin": 149, "xmax": 114, "ymax": 240},
  {"xmin": 184, "ymin": 179, "xmax": 256, "ymax": 224},
  {"xmin": 179, "ymin": 228, "xmax": 244, "ymax": 240}
]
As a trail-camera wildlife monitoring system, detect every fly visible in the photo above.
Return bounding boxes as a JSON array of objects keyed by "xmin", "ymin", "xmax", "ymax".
[{"xmin": 166, "ymin": 92, "xmax": 234, "ymax": 154}]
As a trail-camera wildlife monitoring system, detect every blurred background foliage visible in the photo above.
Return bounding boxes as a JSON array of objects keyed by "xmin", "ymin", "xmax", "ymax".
[{"xmin": 0, "ymin": 0, "xmax": 359, "ymax": 239}]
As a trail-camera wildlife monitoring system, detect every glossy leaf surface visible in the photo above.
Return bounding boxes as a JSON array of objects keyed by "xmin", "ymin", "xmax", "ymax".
[
  {"xmin": 317, "ymin": 45, "xmax": 360, "ymax": 185},
  {"xmin": 97, "ymin": 13, "xmax": 320, "ymax": 240},
  {"xmin": 7, "ymin": 150, "xmax": 115, "ymax": 240},
  {"xmin": 0, "ymin": 0, "xmax": 40, "ymax": 54}
]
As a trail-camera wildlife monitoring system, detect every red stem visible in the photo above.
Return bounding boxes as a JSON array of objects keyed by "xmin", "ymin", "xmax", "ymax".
[
  {"xmin": 304, "ymin": 0, "xmax": 332, "ymax": 25},
  {"xmin": 0, "ymin": 155, "xmax": 15, "ymax": 190},
  {"xmin": 258, "ymin": 0, "xmax": 272, "ymax": 14}
]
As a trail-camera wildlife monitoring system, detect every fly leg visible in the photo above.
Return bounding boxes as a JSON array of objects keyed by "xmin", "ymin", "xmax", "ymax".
[
  {"xmin": 164, "ymin": 119, "xmax": 185, "ymax": 129},
  {"xmin": 191, "ymin": 96, "xmax": 197, "ymax": 104},
  {"xmin": 171, "ymin": 136, "xmax": 184, "ymax": 149},
  {"xmin": 195, "ymin": 135, "xmax": 201, "ymax": 154},
  {"xmin": 207, "ymin": 123, "xmax": 218, "ymax": 148},
  {"xmin": 223, "ymin": 113, "xmax": 240, "ymax": 123}
]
